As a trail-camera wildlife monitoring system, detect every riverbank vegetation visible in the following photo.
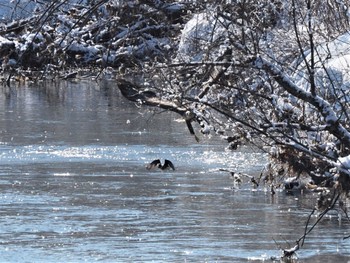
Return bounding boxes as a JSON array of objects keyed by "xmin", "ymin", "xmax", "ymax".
[{"xmin": 1, "ymin": 0, "xmax": 350, "ymax": 259}]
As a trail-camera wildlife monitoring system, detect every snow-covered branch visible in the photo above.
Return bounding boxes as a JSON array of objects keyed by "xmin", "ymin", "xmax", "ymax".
[{"xmin": 259, "ymin": 56, "xmax": 350, "ymax": 148}]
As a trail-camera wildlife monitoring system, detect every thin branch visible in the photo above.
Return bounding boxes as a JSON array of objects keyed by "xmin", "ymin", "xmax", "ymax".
[
  {"xmin": 259, "ymin": 56, "xmax": 350, "ymax": 148},
  {"xmin": 301, "ymin": 208, "xmax": 315, "ymax": 246},
  {"xmin": 307, "ymin": 0, "xmax": 316, "ymax": 96},
  {"xmin": 292, "ymin": 0, "xmax": 313, "ymax": 95},
  {"xmin": 298, "ymin": 192, "xmax": 340, "ymax": 247}
]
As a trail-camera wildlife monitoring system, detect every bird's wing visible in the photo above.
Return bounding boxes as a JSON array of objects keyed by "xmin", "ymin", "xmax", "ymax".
[
  {"xmin": 164, "ymin": 159, "xmax": 175, "ymax": 170},
  {"xmin": 146, "ymin": 159, "xmax": 161, "ymax": 170}
]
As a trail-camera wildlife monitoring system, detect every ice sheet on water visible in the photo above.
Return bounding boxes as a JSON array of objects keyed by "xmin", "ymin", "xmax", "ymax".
[{"xmin": 0, "ymin": 144, "xmax": 266, "ymax": 175}]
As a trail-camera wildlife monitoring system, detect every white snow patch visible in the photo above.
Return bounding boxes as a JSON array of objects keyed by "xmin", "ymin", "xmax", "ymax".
[
  {"xmin": 294, "ymin": 32, "xmax": 350, "ymax": 94},
  {"xmin": 339, "ymin": 155, "xmax": 350, "ymax": 169},
  {"xmin": 176, "ymin": 12, "xmax": 227, "ymax": 62}
]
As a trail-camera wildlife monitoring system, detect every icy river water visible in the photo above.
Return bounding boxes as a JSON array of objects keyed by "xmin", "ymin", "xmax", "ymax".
[{"xmin": 0, "ymin": 80, "xmax": 348, "ymax": 262}]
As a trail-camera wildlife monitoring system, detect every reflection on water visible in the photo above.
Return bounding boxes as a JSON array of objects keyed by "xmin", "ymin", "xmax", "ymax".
[{"xmin": 0, "ymin": 80, "xmax": 348, "ymax": 262}]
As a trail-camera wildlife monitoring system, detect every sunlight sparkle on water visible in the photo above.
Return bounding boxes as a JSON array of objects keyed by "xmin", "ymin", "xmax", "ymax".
[
  {"xmin": 53, "ymin": 173, "xmax": 72, "ymax": 177},
  {"xmin": 0, "ymin": 82, "xmax": 347, "ymax": 262}
]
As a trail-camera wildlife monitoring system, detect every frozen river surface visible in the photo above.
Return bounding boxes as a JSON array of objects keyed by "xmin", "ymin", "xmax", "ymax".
[{"xmin": 0, "ymin": 80, "xmax": 348, "ymax": 262}]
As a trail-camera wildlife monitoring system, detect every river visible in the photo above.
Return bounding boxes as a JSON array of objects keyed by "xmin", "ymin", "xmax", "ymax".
[{"xmin": 0, "ymin": 79, "xmax": 348, "ymax": 262}]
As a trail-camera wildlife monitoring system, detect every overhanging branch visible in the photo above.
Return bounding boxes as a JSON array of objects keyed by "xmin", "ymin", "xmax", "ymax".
[{"xmin": 259, "ymin": 56, "xmax": 350, "ymax": 148}]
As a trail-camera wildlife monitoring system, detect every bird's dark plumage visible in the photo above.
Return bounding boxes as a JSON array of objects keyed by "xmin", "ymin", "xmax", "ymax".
[
  {"xmin": 146, "ymin": 159, "xmax": 175, "ymax": 170},
  {"xmin": 163, "ymin": 159, "xmax": 175, "ymax": 170}
]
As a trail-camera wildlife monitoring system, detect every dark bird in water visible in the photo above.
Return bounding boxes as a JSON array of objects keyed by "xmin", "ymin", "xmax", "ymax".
[{"xmin": 146, "ymin": 159, "xmax": 175, "ymax": 170}]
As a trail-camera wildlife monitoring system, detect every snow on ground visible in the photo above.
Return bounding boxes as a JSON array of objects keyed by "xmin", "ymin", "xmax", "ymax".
[
  {"xmin": 294, "ymin": 32, "xmax": 350, "ymax": 94},
  {"xmin": 176, "ymin": 11, "xmax": 228, "ymax": 62},
  {"xmin": 339, "ymin": 155, "xmax": 350, "ymax": 169}
]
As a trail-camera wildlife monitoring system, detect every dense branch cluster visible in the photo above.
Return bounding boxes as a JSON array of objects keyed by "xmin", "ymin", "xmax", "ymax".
[
  {"xmin": 118, "ymin": 1, "xmax": 350, "ymax": 252},
  {"xmin": 137, "ymin": 0, "xmax": 350, "ymax": 188},
  {"xmin": 0, "ymin": 0, "xmax": 190, "ymax": 77}
]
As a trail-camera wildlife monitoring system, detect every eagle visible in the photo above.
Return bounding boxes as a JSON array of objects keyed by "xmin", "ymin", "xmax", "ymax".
[{"xmin": 146, "ymin": 159, "xmax": 175, "ymax": 170}]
